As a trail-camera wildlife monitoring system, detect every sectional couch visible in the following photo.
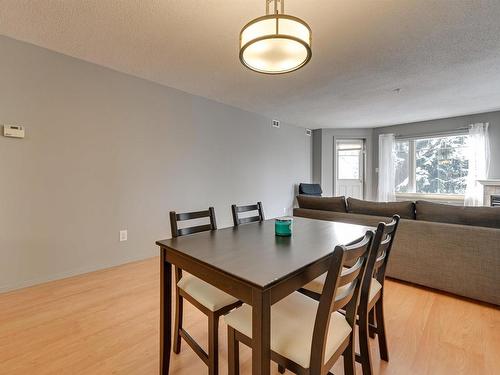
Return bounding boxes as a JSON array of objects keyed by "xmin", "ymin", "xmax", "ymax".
[{"xmin": 293, "ymin": 195, "xmax": 500, "ymax": 305}]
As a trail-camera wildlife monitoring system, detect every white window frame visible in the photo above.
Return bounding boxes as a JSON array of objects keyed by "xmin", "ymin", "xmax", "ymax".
[{"xmin": 394, "ymin": 131, "xmax": 468, "ymax": 203}]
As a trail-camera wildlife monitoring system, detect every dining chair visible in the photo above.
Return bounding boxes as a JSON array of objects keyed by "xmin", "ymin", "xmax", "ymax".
[
  {"xmin": 299, "ymin": 215, "xmax": 401, "ymax": 375},
  {"xmin": 169, "ymin": 207, "xmax": 241, "ymax": 375},
  {"xmin": 231, "ymin": 202, "xmax": 265, "ymax": 226},
  {"xmin": 223, "ymin": 230, "xmax": 375, "ymax": 375}
]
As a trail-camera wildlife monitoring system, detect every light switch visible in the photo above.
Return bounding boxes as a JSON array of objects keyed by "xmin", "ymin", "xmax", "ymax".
[{"xmin": 119, "ymin": 230, "xmax": 128, "ymax": 242}]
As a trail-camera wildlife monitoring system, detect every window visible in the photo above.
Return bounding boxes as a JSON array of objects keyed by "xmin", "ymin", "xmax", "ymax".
[
  {"xmin": 395, "ymin": 141, "xmax": 410, "ymax": 193},
  {"xmin": 337, "ymin": 142, "xmax": 362, "ymax": 180},
  {"xmin": 395, "ymin": 134, "xmax": 469, "ymax": 195},
  {"xmin": 336, "ymin": 139, "xmax": 365, "ymax": 200}
]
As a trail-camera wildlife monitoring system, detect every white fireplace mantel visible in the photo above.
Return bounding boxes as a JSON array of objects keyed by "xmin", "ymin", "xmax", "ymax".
[{"xmin": 478, "ymin": 179, "xmax": 500, "ymax": 186}]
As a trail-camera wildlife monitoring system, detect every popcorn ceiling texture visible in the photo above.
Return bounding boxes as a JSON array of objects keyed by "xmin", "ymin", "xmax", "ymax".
[{"xmin": 1, "ymin": 0, "xmax": 500, "ymax": 129}]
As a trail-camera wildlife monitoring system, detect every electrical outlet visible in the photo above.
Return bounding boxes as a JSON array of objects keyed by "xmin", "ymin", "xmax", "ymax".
[{"xmin": 119, "ymin": 230, "xmax": 128, "ymax": 242}]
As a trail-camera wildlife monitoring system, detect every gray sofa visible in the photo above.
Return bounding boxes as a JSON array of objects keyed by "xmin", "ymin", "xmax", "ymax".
[{"xmin": 294, "ymin": 196, "xmax": 500, "ymax": 305}]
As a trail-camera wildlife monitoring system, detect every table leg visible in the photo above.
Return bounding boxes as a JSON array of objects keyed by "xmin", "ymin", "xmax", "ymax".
[
  {"xmin": 251, "ymin": 288, "xmax": 271, "ymax": 375},
  {"xmin": 160, "ymin": 248, "xmax": 172, "ymax": 374}
]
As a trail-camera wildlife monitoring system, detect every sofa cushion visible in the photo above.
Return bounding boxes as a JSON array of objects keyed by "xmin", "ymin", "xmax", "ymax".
[
  {"xmin": 416, "ymin": 200, "xmax": 500, "ymax": 229},
  {"xmin": 347, "ymin": 198, "xmax": 415, "ymax": 220},
  {"xmin": 297, "ymin": 195, "xmax": 347, "ymax": 213}
]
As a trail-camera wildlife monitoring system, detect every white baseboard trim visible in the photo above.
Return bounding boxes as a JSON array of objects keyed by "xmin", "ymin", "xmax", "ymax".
[{"xmin": 0, "ymin": 253, "xmax": 155, "ymax": 294}]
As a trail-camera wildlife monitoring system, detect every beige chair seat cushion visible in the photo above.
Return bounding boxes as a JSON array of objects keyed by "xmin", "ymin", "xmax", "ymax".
[
  {"xmin": 223, "ymin": 291, "xmax": 352, "ymax": 369},
  {"xmin": 177, "ymin": 273, "xmax": 239, "ymax": 312},
  {"xmin": 370, "ymin": 278, "xmax": 382, "ymax": 301},
  {"xmin": 303, "ymin": 273, "xmax": 328, "ymax": 294},
  {"xmin": 304, "ymin": 274, "xmax": 382, "ymax": 302}
]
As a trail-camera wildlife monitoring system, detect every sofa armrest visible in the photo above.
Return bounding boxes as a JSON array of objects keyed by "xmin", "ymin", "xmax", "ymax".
[{"xmin": 390, "ymin": 219, "xmax": 500, "ymax": 305}]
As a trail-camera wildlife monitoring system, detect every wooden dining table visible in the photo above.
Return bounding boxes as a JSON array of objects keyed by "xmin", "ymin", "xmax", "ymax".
[{"xmin": 156, "ymin": 216, "xmax": 373, "ymax": 375}]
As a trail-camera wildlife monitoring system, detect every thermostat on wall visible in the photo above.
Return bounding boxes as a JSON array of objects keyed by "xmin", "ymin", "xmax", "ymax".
[{"xmin": 3, "ymin": 125, "xmax": 25, "ymax": 138}]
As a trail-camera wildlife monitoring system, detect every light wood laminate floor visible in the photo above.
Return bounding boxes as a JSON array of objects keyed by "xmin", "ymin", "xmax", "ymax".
[{"xmin": 0, "ymin": 257, "xmax": 498, "ymax": 375}]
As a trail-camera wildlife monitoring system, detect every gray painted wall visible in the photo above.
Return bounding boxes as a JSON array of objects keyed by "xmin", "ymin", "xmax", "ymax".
[
  {"xmin": 312, "ymin": 112, "xmax": 500, "ymax": 201},
  {"xmin": 311, "ymin": 129, "xmax": 322, "ymax": 184},
  {"xmin": 371, "ymin": 111, "xmax": 500, "ymax": 198},
  {"xmin": 0, "ymin": 36, "xmax": 312, "ymax": 291}
]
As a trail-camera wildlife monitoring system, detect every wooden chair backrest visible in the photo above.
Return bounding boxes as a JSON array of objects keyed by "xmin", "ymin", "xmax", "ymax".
[
  {"xmin": 231, "ymin": 202, "xmax": 265, "ymax": 226},
  {"xmin": 169, "ymin": 207, "xmax": 217, "ymax": 238},
  {"xmin": 369, "ymin": 215, "xmax": 400, "ymax": 283},
  {"xmin": 310, "ymin": 230, "xmax": 375, "ymax": 372}
]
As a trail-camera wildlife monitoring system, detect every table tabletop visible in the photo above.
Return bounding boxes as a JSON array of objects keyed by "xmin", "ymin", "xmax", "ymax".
[
  {"xmin": 156, "ymin": 217, "xmax": 373, "ymax": 290},
  {"xmin": 157, "ymin": 216, "xmax": 375, "ymax": 375}
]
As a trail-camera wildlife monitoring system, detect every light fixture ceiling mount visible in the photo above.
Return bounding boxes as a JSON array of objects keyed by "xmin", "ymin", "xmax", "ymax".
[{"xmin": 239, "ymin": 0, "xmax": 312, "ymax": 75}]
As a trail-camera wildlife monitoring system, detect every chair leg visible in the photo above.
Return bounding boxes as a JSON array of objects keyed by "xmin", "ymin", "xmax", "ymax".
[
  {"xmin": 368, "ymin": 308, "xmax": 376, "ymax": 339},
  {"xmin": 173, "ymin": 288, "xmax": 183, "ymax": 354},
  {"xmin": 278, "ymin": 364, "xmax": 286, "ymax": 373},
  {"xmin": 375, "ymin": 297, "xmax": 389, "ymax": 361},
  {"xmin": 208, "ymin": 312, "xmax": 219, "ymax": 375},
  {"xmin": 358, "ymin": 310, "xmax": 373, "ymax": 375},
  {"xmin": 343, "ymin": 335, "xmax": 356, "ymax": 375},
  {"xmin": 227, "ymin": 326, "xmax": 239, "ymax": 375}
]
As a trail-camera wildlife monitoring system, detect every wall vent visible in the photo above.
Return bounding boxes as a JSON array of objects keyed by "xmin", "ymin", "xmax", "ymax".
[
  {"xmin": 305, "ymin": 129, "xmax": 312, "ymax": 136},
  {"xmin": 272, "ymin": 120, "xmax": 280, "ymax": 128}
]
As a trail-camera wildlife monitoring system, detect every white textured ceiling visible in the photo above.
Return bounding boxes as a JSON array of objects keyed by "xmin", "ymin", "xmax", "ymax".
[{"xmin": 1, "ymin": 0, "xmax": 500, "ymax": 129}]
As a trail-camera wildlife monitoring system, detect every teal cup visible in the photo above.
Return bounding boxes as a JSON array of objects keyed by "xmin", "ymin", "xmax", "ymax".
[{"xmin": 275, "ymin": 217, "xmax": 293, "ymax": 237}]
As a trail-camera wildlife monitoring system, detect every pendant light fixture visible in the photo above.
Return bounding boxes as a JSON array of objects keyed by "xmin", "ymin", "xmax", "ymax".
[{"xmin": 239, "ymin": 0, "xmax": 312, "ymax": 74}]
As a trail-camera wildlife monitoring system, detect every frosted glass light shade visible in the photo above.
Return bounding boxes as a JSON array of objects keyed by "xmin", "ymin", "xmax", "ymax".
[{"xmin": 240, "ymin": 15, "xmax": 312, "ymax": 74}]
